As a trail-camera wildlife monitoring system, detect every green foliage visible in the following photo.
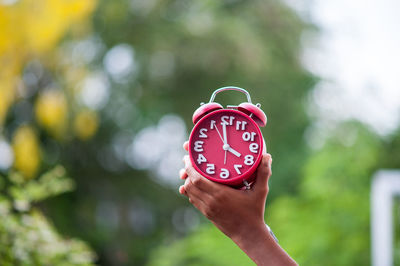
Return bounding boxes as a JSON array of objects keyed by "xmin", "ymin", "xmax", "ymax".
[
  {"xmin": 2, "ymin": 0, "xmax": 399, "ymax": 264},
  {"xmin": 267, "ymin": 123, "xmax": 381, "ymax": 265},
  {"xmin": 0, "ymin": 168, "xmax": 95, "ymax": 265},
  {"xmin": 43, "ymin": 0, "xmax": 315, "ymax": 264},
  {"xmin": 394, "ymin": 198, "xmax": 400, "ymax": 266},
  {"xmin": 147, "ymin": 122, "xmax": 399, "ymax": 265},
  {"xmin": 148, "ymin": 225, "xmax": 253, "ymax": 266},
  {"xmin": 92, "ymin": 0, "xmax": 315, "ymax": 195}
]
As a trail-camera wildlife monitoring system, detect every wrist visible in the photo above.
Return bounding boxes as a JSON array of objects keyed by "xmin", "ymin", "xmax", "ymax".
[
  {"xmin": 230, "ymin": 222, "xmax": 297, "ymax": 266},
  {"xmin": 230, "ymin": 220, "xmax": 269, "ymax": 247}
]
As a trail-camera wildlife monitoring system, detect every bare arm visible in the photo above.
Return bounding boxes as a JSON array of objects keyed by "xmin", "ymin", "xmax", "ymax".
[{"xmin": 179, "ymin": 141, "xmax": 297, "ymax": 266}]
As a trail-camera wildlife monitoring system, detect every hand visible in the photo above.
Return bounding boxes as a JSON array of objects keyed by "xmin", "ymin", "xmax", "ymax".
[
  {"xmin": 179, "ymin": 141, "xmax": 297, "ymax": 265},
  {"xmin": 179, "ymin": 141, "xmax": 271, "ymax": 239}
]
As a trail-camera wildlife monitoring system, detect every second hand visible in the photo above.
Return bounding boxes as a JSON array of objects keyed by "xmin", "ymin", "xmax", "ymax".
[{"xmin": 213, "ymin": 121, "xmax": 224, "ymax": 143}]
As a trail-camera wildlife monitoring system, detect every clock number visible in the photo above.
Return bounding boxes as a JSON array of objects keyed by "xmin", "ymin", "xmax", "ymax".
[
  {"xmin": 221, "ymin": 116, "xmax": 235, "ymax": 125},
  {"xmin": 199, "ymin": 128, "xmax": 208, "ymax": 138},
  {"xmin": 220, "ymin": 168, "xmax": 230, "ymax": 179},
  {"xmin": 236, "ymin": 121, "xmax": 247, "ymax": 131},
  {"xmin": 234, "ymin": 164, "xmax": 243, "ymax": 174},
  {"xmin": 194, "ymin": 141, "xmax": 204, "ymax": 152},
  {"xmin": 210, "ymin": 120, "xmax": 216, "ymax": 129},
  {"xmin": 206, "ymin": 164, "xmax": 215, "ymax": 174},
  {"xmin": 244, "ymin": 155, "xmax": 254, "ymax": 166},
  {"xmin": 242, "ymin": 132, "xmax": 256, "ymax": 142},
  {"xmin": 249, "ymin": 143, "xmax": 259, "ymax": 153},
  {"xmin": 197, "ymin": 154, "xmax": 207, "ymax": 164}
]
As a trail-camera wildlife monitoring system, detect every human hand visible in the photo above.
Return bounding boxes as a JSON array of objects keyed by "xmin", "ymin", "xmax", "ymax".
[
  {"xmin": 179, "ymin": 141, "xmax": 272, "ymax": 240},
  {"xmin": 179, "ymin": 141, "xmax": 297, "ymax": 265}
]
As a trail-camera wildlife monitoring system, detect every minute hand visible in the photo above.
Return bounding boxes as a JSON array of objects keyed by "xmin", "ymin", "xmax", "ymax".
[
  {"xmin": 221, "ymin": 122, "xmax": 228, "ymax": 165},
  {"xmin": 222, "ymin": 122, "xmax": 228, "ymax": 144}
]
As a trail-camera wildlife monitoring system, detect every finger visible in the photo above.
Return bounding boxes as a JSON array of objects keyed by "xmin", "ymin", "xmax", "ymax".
[
  {"xmin": 252, "ymin": 153, "xmax": 272, "ymax": 194},
  {"xmin": 183, "ymin": 155, "xmax": 221, "ymax": 195},
  {"xmin": 179, "ymin": 168, "xmax": 188, "ymax": 180},
  {"xmin": 183, "ymin": 141, "xmax": 189, "ymax": 151},
  {"xmin": 184, "ymin": 177, "xmax": 214, "ymax": 212},
  {"xmin": 179, "ymin": 185, "xmax": 186, "ymax": 195},
  {"xmin": 187, "ymin": 195, "xmax": 209, "ymax": 217},
  {"xmin": 179, "ymin": 177, "xmax": 191, "ymax": 196},
  {"xmin": 184, "ymin": 177, "xmax": 212, "ymax": 203}
]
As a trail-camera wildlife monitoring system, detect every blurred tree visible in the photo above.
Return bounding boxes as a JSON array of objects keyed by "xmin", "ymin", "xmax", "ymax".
[
  {"xmin": 0, "ymin": 167, "xmax": 95, "ymax": 265},
  {"xmin": 267, "ymin": 122, "xmax": 381, "ymax": 265},
  {"xmin": 147, "ymin": 225, "xmax": 253, "ymax": 266},
  {"xmin": 2, "ymin": 0, "xmax": 316, "ymax": 265},
  {"xmin": 42, "ymin": 0, "xmax": 316, "ymax": 265},
  {"xmin": 0, "ymin": 0, "xmax": 97, "ymax": 264},
  {"xmin": 148, "ymin": 121, "xmax": 400, "ymax": 265}
]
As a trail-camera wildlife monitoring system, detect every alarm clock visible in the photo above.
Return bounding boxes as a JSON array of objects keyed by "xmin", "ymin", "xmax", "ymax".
[{"xmin": 188, "ymin": 87, "xmax": 267, "ymax": 189}]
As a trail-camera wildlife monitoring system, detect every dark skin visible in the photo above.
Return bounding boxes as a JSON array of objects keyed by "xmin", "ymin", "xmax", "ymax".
[{"xmin": 179, "ymin": 141, "xmax": 297, "ymax": 266}]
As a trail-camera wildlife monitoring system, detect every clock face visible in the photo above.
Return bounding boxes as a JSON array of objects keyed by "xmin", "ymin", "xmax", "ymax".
[{"xmin": 189, "ymin": 109, "xmax": 263, "ymax": 186}]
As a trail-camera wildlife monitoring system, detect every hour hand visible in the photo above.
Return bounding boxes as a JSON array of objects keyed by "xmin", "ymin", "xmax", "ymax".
[{"xmin": 227, "ymin": 147, "xmax": 241, "ymax": 157}]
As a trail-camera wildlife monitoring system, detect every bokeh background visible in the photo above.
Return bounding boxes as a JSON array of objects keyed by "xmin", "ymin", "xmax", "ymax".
[{"xmin": 0, "ymin": 0, "xmax": 399, "ymax": 265}]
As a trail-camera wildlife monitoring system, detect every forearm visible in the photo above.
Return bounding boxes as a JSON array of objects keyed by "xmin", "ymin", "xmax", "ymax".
[{"xmin": 230, "ymin": 222, "xmax": 297, "ymax": 266}]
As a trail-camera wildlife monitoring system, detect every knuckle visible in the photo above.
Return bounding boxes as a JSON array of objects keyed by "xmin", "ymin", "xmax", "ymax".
[
  {"xmin": 213, "ymin": 191, "xmax": 225, "ymax": 203},
  {"xmin": 184, "ymin": 163, "xmax": 190, "ymax": 171},
  {"xmin": 192, "ymin": 176, "xmax": 202, "ymax": 186},
  {"xmin": 184, "ymin": 181, "xmax": 192, "ymax": 191},
  {"xmin": 203, "ymin": 206, "xmax": 215, "ymax": 219},
  {"xmin": 184, "ymin": 164, "xmax": 194, "ymax": 175}
]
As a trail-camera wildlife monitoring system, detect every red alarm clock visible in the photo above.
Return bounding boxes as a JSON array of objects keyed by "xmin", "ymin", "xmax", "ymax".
[{"xmin": 188, "ymin": 87, "xmax": 267, "ymax": 189}]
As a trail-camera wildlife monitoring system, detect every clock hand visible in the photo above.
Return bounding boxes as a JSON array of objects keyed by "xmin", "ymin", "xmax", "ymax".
[
  {"xmin": 222, "ymin": 122, "xmax": 228, "ymax": 145},
  {"xmin": 221, "ymin": 123, "xmax": 230, "ymax": 164},
  {"xmin": 224, "ymin": 150, "xmax": 227, "ymax": 164},
  {"xmin": 211, "ymin": 121, "xmax": 224, "ymax": 143},
  {"xmin": 227, "ymin": 147, "xmax": 241, "ymax": 157}
]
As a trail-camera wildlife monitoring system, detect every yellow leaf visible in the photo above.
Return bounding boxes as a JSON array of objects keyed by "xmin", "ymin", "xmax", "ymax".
[
  {"xmin": 35, "ymin": 90, "xmax": 68, "ymax": 138},
  {"xmin": 74, "ymin": 110, "xmax": 98, "ymax": 140},
  {"xmin": 12, "ymin": 125, "xmax": 41, "ymax": 179}
]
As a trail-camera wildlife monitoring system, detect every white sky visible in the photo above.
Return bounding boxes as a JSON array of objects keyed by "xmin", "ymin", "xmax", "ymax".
[{"xmin": 288, "ymin": 0, "xmax": 400, "ymax": 135}]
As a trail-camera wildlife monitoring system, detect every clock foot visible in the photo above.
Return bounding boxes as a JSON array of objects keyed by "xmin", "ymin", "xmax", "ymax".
[{"xmin": 243, "ymin": 180, "xmax": 251, "ymax": 190}]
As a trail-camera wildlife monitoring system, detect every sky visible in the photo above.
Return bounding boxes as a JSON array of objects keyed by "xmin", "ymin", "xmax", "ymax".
[{"xmin": 287, "ymin": 0, "xmax": 400, "ymax": 136}]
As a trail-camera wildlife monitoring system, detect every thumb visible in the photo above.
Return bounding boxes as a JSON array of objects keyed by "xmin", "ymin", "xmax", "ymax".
[{"xmin": 252, "ymin": 153, "xmax": 272, "ymax": 194}]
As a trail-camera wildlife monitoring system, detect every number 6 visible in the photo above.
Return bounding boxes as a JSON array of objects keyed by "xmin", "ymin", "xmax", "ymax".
[{"xmin": 220, "ymin": 168, "xmax": 229, "ymax": 179}]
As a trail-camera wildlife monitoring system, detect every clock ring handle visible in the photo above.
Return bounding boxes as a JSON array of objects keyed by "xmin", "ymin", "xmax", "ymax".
[{"xmin": 209, "ymin": 86, "xmax": 252, "ymax": 104}]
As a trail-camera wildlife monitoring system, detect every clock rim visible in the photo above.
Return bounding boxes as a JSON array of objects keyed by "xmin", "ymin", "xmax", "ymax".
[{"xmin": 188, "ymin": 108, "xmax": 264, "ymax": 187}]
